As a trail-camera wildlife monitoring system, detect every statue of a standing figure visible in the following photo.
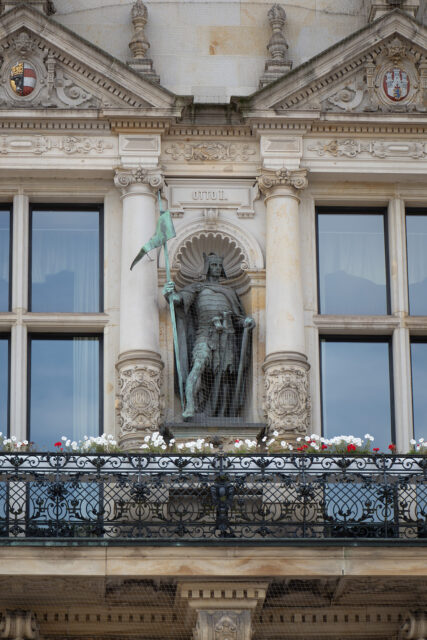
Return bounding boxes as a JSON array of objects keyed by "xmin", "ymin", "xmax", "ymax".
[{"xmin": 163, "ymin": 253, "xmax": 255, "ymax": 420}]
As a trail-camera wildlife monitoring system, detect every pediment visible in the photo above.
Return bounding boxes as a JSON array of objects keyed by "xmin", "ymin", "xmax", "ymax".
[
  {"xmin": 248, "ymin": 10, "xmax": 427, "ymax": 115},
  {"xmin": 0, "ymin": 4, "xmax": 176, "ymax": 111}
]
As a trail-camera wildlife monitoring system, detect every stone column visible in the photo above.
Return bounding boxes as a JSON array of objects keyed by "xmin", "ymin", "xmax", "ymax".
[
  {"xmin": 114, "ymin": 166, "xmax": 164, "ymax": 449},
  {"xmin": 257, "ymin": 168, "xmax": 310, "ymax": 439},
  {"xmin": 0, "ymin": 610, "xmax": 39, "ymax": 640},
  {"xmin": 179, "ymin": 581, "xmax": 267, "ymax": 640}
]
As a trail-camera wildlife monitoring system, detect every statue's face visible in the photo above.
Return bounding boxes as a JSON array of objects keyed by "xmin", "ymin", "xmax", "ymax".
[{"xmin": 207, "ymin": 258, "xmax": 223, "ymax": 278}]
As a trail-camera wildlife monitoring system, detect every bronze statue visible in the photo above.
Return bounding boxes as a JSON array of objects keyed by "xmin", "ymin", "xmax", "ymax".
[{"xmin": 163, "ymin": 253, "xmax": 255, "ymax": 420}]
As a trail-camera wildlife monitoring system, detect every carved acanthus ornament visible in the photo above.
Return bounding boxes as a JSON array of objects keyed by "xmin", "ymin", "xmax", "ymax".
[
  {"xmin": 257, "ymin": 168, "xmax": 308, "ymax": 196},
  {"xmin": 165, "ymin": 142, "xmax": 256, "ymax": 162},
  {"xmin": 114, "ymin": 167, "xmax": 164, "ymax": 193},
  {"xmin": 128, "ymin": 0, "xmax": 160, "ymax": 83},
  {"xmin": 263, "ymin": 363, "xmax": 311, "ymax": 437},
  {"xmin": 307, "ymin": 138, "xmax": 427, "ymax": 159},
  {"xmin": 0, "ymin": 611, "xmax": 39, "ymax": 640},
  {"xmin": 116, "ymin": 364, "xmax": 164, "ymax": 441},
  {"xmin": 259, "ymin": 3, "xmax": 292, "ymax": 88}
]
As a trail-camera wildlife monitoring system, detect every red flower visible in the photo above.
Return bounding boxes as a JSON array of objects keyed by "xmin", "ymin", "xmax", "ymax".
[
  {"xmin": 388, "ymin": 443, "xmax": 396, "ymax": 451},
  {"xmin": 373, "ymin": 447, "xmax": 380, "ymax": 452},
  {"xmin": 297, "ymin": 447, "xmax": 303, "ymax": 451},
  {"xmin": 321, "ymin": 444, "xmax": 328, "ymax": 450},
  {"xmin": 54, "ymin": 442, "xmax": 61, "ymax": 447},
  {"xmin": 235, "ymin": 439, "xmax": 240, "ymax": 443},
  {"xmin": 347, "ymin": 444, "xmax": 356, "ymax": 452},
  {"xmin": 302, "ymin": 444, "xmax": 308, "ymax": 449}
]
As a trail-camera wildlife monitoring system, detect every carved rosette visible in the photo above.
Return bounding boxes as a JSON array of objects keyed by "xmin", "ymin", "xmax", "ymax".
[
  {"xmin": 400, "ymin": 611, "xmax": 427, "ymax": 640},
  {"xmin": 264, "ymin": 363, "xmax": 311, "ymax": 437},
  {"xmin": 0, "ymin": 610, "xmax": 39, "ymax": 640},
  {"xmin": 116, "ymin": 364, "xmax": 164, "ymax": 447},
  {"xmin": 257, "ymin": 168, "xmax": 308, "ymax": 197},
  {"xmin": 193, "ymin": 611, "xmax": 251, "ymax": 640},
  {"xmin": 114, "ymin": 167, "xmax": 164, "ymax": 194}
]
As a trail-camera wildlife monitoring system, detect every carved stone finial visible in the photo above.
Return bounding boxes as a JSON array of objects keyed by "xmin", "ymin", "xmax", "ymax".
[
  {"xmin": 0, "ymin": 610, "xmax": 39, "ymax": 640},
  {"xmin": 259, "ymin": 3, "xmax": 292, "ymax": 88},
  {"xmin": 128, "ymin": 0, "xmax": 160, "ymax": 83}
]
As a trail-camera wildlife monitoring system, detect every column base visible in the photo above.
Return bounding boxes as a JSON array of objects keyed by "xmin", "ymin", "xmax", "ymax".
[
  {"xmin": 116, "ymin": 350, "xmax": 164, "ymax": 450},
  {"xmin": 263, "ymin": 351, "xmax": 311, "ymax": 440}
]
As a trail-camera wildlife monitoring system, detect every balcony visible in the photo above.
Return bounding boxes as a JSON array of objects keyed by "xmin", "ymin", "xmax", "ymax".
[{"xmin": 0, "ymin": 452, "xmax": 426, "ymax": 543}]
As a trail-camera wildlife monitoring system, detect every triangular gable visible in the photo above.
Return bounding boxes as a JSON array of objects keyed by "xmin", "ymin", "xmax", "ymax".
[
  {"xmin": 0, "ymin": 4, "xmax": 178, "ymax": 112},
  {"xmin": 245, "ymin": 10, "xmax": 427, "ymax": 114}
]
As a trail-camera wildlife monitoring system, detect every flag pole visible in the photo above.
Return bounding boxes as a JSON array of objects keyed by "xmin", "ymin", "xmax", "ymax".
[{"xmin": 159, "ymin": 193, "xmax": 185, "ymax": 410}]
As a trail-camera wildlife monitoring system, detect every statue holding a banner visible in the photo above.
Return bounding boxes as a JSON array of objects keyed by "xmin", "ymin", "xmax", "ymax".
[
  {"xmin": 131, "ymin": 196, "xmax": 255, "ymax": 421},
  {"xmin": 163, "ymin": 253, "xmax": 255, "ymax": 420}
]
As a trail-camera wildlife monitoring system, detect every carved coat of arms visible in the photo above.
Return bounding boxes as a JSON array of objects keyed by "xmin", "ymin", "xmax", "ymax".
[
  {"xmin": 10, "ymin": 61, "xmax": 37, "ymax": 96},
  {"xmin": 383, "ymin": 67, "xmax": 409, "ymax": 102}
]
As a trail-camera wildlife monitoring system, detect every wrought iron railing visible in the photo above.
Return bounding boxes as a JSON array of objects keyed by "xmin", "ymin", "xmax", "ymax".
[{"xmin": 0, "ymin": 453, "xmax": 426, "ymax": 542}]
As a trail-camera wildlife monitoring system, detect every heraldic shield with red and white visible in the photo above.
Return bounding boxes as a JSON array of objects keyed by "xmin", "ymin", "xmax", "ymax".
[
  {"xmin": 383, "ymin": 67, "xmax": 410, "ymax": 102},
  {"xmin": 10, "ymin": 61, "xmax": 37, "ymax": 96}
]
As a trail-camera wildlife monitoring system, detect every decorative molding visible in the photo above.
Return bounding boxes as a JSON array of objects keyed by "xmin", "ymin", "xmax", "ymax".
[
  {"xmin": 0, "ymin": 611, "xmax": 39, "ymax": 640},
  {"xmin": 259, "ymin": 4, "xmax": 292, "ymax": 88},
  {"xmin": 114, "ymin": 166, "xmax": 164, "ymax": 192},
  {"xmin": 306, "ymin": 138, "xmax": 427, "ymax": 159},
  {"xmin": 257, "ymin": 168, "xmax": 308, "ymax": 195},
  {"xmin": 0, "ymin": 0, "xmax": 55, "ymax": 15},
  {"xmin": 164, "ymin": 142, "xmax": 256, "ymax": 162},
  {"xmin": 263, "ymin": 359, "xmax": 311, "ymax": 436},
  {"xmin": 193, "ymin": 610, "xmax": 252, "ymax": 640},
  {"xmin": 0, "ymin": 135, "xmax": 114, "ymax": 156},
  {"xmin": 400, "ymin": 611, "xmax": 427, "ymax": 640},
  {"xmin": 128, "ymin": 0, "xmax": 159, "ymax": 84},
  {"xmin": 116, "ymin": 361, "xmax": 164, "ymax": 445}
]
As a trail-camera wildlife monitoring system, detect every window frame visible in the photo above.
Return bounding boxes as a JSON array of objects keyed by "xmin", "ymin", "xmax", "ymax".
[
  {"xmin": 26, "ymin": 332, "xmax": 104, "ymax": 446},
  {"xmin": 319, "ymin": 335, "xmax": 395, "ymax": 444},
  {"xmin": 28, "ymin": 203, "xmax": 104, "ymax": 313},
  {"xmin": 0, "ymin": 333, "xmax": 11, "ymax": 438},
  {"xmin": 315, "ymin": 206, "xmax": 391, "ymax": 316},
  {"xmin": 405, "ymin": 207, "xmax": 427, "ymax": 317}
]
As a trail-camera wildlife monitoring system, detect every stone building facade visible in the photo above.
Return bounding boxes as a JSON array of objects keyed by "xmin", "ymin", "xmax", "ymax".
[{"xmin": 0, "ymin": 1, "xmax": 426, "ymax": 639}]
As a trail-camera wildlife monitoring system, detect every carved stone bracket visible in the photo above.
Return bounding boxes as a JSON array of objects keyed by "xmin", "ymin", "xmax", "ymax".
[
  {"xmin": 263, "ymin": 354, "xmax": 311, "ymax": 438},
  {"xmin": 179, "ymin": 582, "xmax": 268, "ymax": 640},
  {"xmin": 114, "ymin": 166, "xmax": 164, "ymax": 194},
  {"xmin": 257, "ymin": 168, "xmax": 308, "ymax": 196},
  {"xmin": 116, "ymin": 353, "xmax": 164, "ymax": 449},
  {"xmin": 400, "ymin": 611, "xmax": 427, "ymax": 640},
  {"xmin": 0, "ymin": 610, "xmax": 39, "ymax": 640}
]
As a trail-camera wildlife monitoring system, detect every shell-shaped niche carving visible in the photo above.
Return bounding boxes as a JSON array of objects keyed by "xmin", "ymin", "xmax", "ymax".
[{"xmin": 172, "ymin": 231, "xmax": 249, "ymax": 291}]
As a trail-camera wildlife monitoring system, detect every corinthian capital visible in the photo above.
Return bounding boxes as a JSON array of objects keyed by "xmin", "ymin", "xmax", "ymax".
[
  {"xmin": 257, "ymin": 168, "xmax": 308, "ymax": 196},
  {"xmin": 114, "ymin": 166, "xmax": 164, "ymax": 193}
]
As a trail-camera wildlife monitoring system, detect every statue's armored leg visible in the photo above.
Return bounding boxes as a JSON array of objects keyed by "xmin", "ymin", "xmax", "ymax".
[{"xmin": 182, "ymin": 358, "xmax": 204, "ymax": 420}]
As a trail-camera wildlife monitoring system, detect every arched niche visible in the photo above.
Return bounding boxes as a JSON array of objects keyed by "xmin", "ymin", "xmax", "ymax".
[{"xmin": 159, "ymin": 218, "xmax": 264, "ymax": 295}]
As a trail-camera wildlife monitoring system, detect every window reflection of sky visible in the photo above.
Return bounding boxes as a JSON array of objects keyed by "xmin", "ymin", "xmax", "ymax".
[
  {"xmin": 0, "ymin": 211, "xmax": 10, "ymax": 312},
  {"xmin": 318, "ymin": 213, "xmax": 387, "ymax": 315},
  {"xmin": 321, "ymin": 340, "xmax": 392, "ymax": 451},
  {"xmin": 29, "ymin": 338, "xmax": 100, "ymax": 449},
  {"xmin": 407, "ymin": 215, "xmax": 427, "ymax": 316},
  {"xmin": 411, "ymin": 342, "xmax": 427, "ymax": 443},
  {"xmin": 31, "ymin": 209, "xmax": 99, "ymax": 312}
]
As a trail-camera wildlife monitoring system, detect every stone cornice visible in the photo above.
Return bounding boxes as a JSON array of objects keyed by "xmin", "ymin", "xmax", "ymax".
[
  {"xmin": 257, "ymin": 168, "xmax": 308, "ymax": 195},
  {"xmin": 114, "ymin": 166, "xmax": 163, "ymax": 193}
]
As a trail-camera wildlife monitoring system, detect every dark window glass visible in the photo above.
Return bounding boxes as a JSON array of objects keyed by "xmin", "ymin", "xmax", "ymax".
[
  {"xmin": 317, "ymin": 211, "xmax": 388, "ymax": 315},
  {"xmin": 29, "ymin": 336, "xmax": 101, "ymax": 449},
  {"xmin": 320, "ymin": 339, "xmax": 393, "ymax": 451},
  {"xmin": 0, "ymin": 210, "xmax": 11, "ymax": 311},
  {"xmin": 406, "ymin": 213, "xmax": 427, "ymax": 315},
  {"xmin": 411, "ymin": 341, "xmax": 427, "ymax": 442},
  {"xmin": 0, "ymin": 338, "xmax": 9, "ymax": 436},
  {"xmin": 30, "ymin": 208, "xmax": 101, "ymax": 312}
]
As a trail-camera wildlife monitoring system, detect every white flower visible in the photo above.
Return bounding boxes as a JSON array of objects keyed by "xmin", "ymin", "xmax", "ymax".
[
  {"xmin": 140, "ymin": 444, "xmax": 149, "ymax": 449},
  {"xmin": 272, "ymin": 430, "xmax": 279, "ymax": 437},
  {"xmin": 296, "ymin": 437, "xmax": 302, "ymax": 442},
  {"xmin": 410, "ymin": 439, "xmax": 416, "ymax": 445},
  {"xmin": 11, "ymin": 436, "xmax": 16, "ymax": 442},
  {"xmin": 23, "ymin": 440, "xmax": 28, "ymax": 446},
  {"xmin": 288, "ymin": 445, "xmax": 293, "ymax": 450}
]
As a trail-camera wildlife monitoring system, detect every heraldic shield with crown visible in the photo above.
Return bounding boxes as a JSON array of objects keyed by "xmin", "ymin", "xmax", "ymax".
[{"xmin": 383, "ymin": 67, "xmax": 410, "ymax": 102}]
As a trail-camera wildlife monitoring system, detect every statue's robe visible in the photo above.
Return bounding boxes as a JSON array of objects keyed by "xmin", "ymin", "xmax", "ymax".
[{"xmin": 175, "ymin": 281, "xmax": 251, "ymax": 418}]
